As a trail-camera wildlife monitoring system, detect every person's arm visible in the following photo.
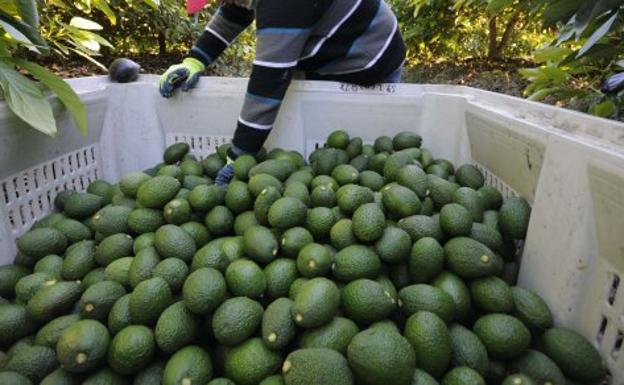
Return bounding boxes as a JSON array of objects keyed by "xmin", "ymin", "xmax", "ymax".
[
  {"xmin": 214, "ymin": 0, "xmax": 319, "ymax": 185},
  {"xmin": 189, "ymin": 5, "xmax": 255, "ymax": 67},
  {"xmin": 230, "ymin": 1, "xmax": 317, "ymax": 155},
  {"xmin": 159, "ymin": 5, "xmax": 254, "ymax": 97}
]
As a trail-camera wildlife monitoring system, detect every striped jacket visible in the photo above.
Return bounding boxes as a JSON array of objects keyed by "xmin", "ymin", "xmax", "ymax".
[{"xmin": 189, "ymin": 0, "xmax": 406, "ymax": 155}]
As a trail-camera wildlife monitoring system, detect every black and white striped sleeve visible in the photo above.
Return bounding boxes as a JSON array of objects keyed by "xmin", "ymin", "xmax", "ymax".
[
  {"xmin": 232, "ymin": 0, "xmax": 318, "ymax": 153},
  {"xmin": 189, "ymin": 5, "xmax": 255, "ymax": 66}
]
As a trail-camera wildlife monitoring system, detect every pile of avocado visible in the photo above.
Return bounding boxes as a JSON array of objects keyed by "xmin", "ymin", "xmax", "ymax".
[{"xmin": 0, "ymin": 130, "xmax": 607, "ymax": 385}]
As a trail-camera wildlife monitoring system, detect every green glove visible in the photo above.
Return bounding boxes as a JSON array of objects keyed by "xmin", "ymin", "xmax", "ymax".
[{"xmin": 159, "ymin": 58, "xmax": 206, "ymax": 98}]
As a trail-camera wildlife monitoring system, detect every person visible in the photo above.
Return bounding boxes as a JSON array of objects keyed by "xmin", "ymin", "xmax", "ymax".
[{"xmin": 159, "ymin": 0, "xmax": 406, "ymax": 185}]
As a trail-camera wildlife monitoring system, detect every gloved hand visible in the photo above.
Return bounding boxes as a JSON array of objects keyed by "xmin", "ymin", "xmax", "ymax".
[
  {"xmin": 215, "ymin": 162, "xmax": 235, "ymax": 186},
  {"xmin": 159, "ymin": 58, "xmax": 206, "ymax": 98}
]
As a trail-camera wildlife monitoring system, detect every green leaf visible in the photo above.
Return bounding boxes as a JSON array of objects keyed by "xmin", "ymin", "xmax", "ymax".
[
  {"xmin": 13, "ymin": 0, "xmax": 37, "ymax": 27},
  {"xmin": 534, "ymin": 46, "xmax": 573, "ymax": 64},
  {"xmin": 487, "ymin": 0, "xmax": 513, "ymax": 12},
  {"xmin": 542, "ymin": 0, "xmax": 587, "ymax": 26},
  {"xmin": 0, "ymin": 60, "xmax": 56, "ymax": 136},
  {"xmin": 528, "ymin": 87, "xmax": 562, "ymax": 101},
  {"xmin": 70, "ymin": 16, "xmax": 103, "ymax": 30},
  {"xmin": 518, "ymin": 66, "xmax": 569, "ymax": 84},
  {"xmin": 143, "ymin": 0, "xmax": 159, "ymax": 9},
  {"xmin": 0, "ymin": 0, "xmax": 18, "ymax": 15},
  {"xmin": 589, "ymin": 100, "xmax": 617, "ymax": 117},
  {"xmin": 11, "ymin": 58, "xmax": 88, "ymax": 135},
  {"xmin": 0, "ymin": 9, "xmax": 48, "ymax": 53},
  {"xmin": 577, "ymin": 11, "xmax": 619, "ymax": 58},
  {"xmin": 93, "ymin": 0, "xmax": 116, "ymax": 25},
  {"xmin": 577, "ymin": 43, "xmax": 624, "ymax": 61},
  {"xmin": 68, "ymin": 47, "xmax": 107, "ymax": 71}
]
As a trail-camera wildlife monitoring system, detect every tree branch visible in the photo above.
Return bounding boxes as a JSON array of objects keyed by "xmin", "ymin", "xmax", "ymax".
[
  {"xmin": 488, "ymin": 16, "xmax": 498, "ymax": 61},
  {"xmin": 497, "ymin": 10, "xmax": 522, "ymax": 58}
]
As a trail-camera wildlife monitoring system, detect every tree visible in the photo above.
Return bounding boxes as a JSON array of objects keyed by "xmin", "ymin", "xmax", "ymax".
[{"xmin": 453, "ymin": 0, "xmax": 534, "ymax": 61}]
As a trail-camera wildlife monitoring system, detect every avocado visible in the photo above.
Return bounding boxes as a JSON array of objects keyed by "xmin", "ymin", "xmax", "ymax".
[
  {"xmin": 472, "ymin": 314, "xmax": 531, "ymax": 360},
  {"xmin": 408, "ymin": 237, "xmax": 445, "ymax": 283},
  {"xmin": 399, "ymin": 284, "xmax": 455, "ymax": 323},
  {"xmin": 262, "ymin": 297, "xmax": 297, "ymax": 350},
  {"xmin": 397, "ymin": 215, "xmax": 443, "ymax": 242},
  {"xmin": 3, "ymin": 344, "xmax": 58, "ymax": 383},
  {"xmin": 351, "ymin": 203, "xmax": 385, "ymax": 242},
  {"xmin": 182, "ymin": 268, "xmax": 227, "ymax": 315},
  {"xmin": 154, "ymin": 225, "xmax": 197, "ymax": 262},
  {"xmin": 404, "ymin": 311, "xmax": 451, "ymax": 378},
  {"xmin": 78, "ymin": 280, "xmax": 126, "ymax": 321},
  {"xmin": 498, "ymin": 197, "xmax": 531, "ymax": 240},
  {"xmin": 212, "ymin": 297, "xmax": 263, "ymax": 346},
  {"xmin": 17, "ymin": 228, "xmax": 67, "ymax": 260},
  {"xmin": 128, "ymin": 277, "xmax": 173, "ymax": 325},
  {"xmin": 540, "ymin": 327, "xmax": 606, "ymax": 383},
  {"xmin": 56, "ymin": 319, "xmax": 110, "ymax": 373},
  {"xmin": 35, "ymin": 314, "xmax": 80, "ymax": 349},
  {"xmin": 341, "ymin": 279, "xmax": 395, "ymax": 325},
  {"xmin": 444, "ymin": 237, "xmax": 499, "ymax": 279},
  {"xmin": 292, "ymin": 277, "xmax": 340, "ymax": 328},
  {"xmin": 333, "ymin": 245, "xmax": 381, "ymax": 282},
  {"xmin": 448, "ymin": 324, "xmax": 489, "ymax": 377},
  {"xmin": 440, "ymin": 367, "xmax": 485, "ymax": 385},
  {"xmin": 347, "ymin": 327, "xmax": 416, "ymax": 385},
  {"xmin": 108, "ymin": 325, "xmax": 155, "ymax": 375},
  {"xmin": 511, "ymin": 286, "xmax": 553, "ymax": 331},
  {"xmin": 225, "ymin": 259, "xmax": 266, "ymax": 299},
  {"xmin": 510, "ymin": 349, "xmax": 566, "ymax": 385},
  {"xmin": 470, "ymin": 276, "xmax": 514, "ymax": 314},
  {"xmin": 27, "ymin": 281, "xmax": 82, "ymax": 322},
  {"xmin": 163, "ymin": 346, "xmax": 213, "ymax": 385},
  {"xmin": 264, "ymin": 258, "xmax": 299, "ymax": 300},
  {"xmin": 107, "ymin": 294, "xmax": 132, "ymax": 335},
  {"xmin": 299, "ymin": 316, "xmax": 359, "ymax": 355},
  {"xmin": 282, "ymin": 348, "xmax": 353, "ymax": 385},
  {"xmin": 155, "ymin": 301, "xmax": 198, "ymax": 353},
  {"xmin": 224, "ymin": 338, "xmax": 282, "ymax": 385},
  {"xmin": 297, "ymin": 243, "xmax": 332, "ymax": 278},
  {"xmin": 62, "ymin": 240, "xmax": 96, "ymax": 280}
]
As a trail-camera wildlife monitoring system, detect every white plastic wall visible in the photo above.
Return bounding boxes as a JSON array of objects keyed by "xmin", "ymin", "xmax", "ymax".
[{"xmin": 1, "ymin": 75, "xmax": 624, "ymax": 380}]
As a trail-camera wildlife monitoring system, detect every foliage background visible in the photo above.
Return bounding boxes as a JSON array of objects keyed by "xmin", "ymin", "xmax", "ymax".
[{"xmin": 4, "ymin": 0, "xmax": 624, "ymax": 134}]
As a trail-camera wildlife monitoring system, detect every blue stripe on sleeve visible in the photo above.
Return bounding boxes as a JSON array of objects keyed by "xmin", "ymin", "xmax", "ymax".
[{"xmin": 246, "ymin": 92, "xmax": 283, "ymax": 105}]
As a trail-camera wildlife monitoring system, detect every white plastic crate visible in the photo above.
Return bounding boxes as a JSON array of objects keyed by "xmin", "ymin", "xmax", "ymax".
[{"xmin": 1, "ymin": 75, "xmax": 624, "ymax": 382}]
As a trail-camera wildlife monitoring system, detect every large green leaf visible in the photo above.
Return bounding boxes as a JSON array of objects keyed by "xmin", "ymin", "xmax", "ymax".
[
  {"xmin": 0, "ymin": 60, "xmax": 56, "ymax": 136},
  {"xmin": 14, "ymin": 0, "xmax": 37, "ymax": 28},
  {"xmin": 542, "ymin": 0, "xmax": 588, "ymax": 26},
  {"xmin": 11, "ymin": 58, "xmax": 88, "ymax": 135},
  {"xmin": 577, "ymin": 11, "xmax": 619, "ymax": 58},
  {"xmin": 0, "ymin": 10, "xmax": 47, "ymax": 52},
  {"xmin": 93, "ymin": 0, "xmax": 116, "ymax": 25},
  {"xmin": 534, "ymin": 46, "xmax": 573, "ymax": 64},
  {"xmin": 70, "ymin": 16, "xmax": 103, "ymax": 30}
]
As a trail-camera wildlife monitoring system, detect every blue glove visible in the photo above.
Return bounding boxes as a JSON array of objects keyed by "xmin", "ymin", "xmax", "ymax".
[{"xmin": 215, "ymin": 163, "xmax": 235, "ymax": 186}]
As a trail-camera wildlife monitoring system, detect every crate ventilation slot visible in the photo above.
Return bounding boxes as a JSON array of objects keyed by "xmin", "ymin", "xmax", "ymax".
[
  {"xmin": 611, "ymin": 330, "xmax": 624, "ymax": 359},
  {"xmin": 598, "ymin": 316, "xmax": 608, "ymax": 344},
  {"xmin": 0, "ymin": 145, "xmax": 100, "ymax": 240},
  {"xmin": 166, "ymin": 134, "xmax": 231, "ymax": 159},
  {"xmin": 609, "ymin": 274, "xmax": 620, "ymax": 307}
]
